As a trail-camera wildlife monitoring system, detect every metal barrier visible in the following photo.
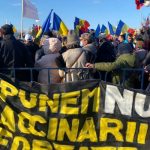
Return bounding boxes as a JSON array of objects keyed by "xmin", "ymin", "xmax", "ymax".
[{"xmin": 0, "ymin": 67, "xmax": 147, "ymax": 90}]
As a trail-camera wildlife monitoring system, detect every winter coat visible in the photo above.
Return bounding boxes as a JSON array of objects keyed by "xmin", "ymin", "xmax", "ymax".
[
  {"xmin": 35, "ymin": 47, "xmax": 45, "ymax": 62},
  {"xmin": 59, "ymin": 47, "xmax": 87, "ymax": 82},
  {"xmin": 0, "ymin": 34, "xmax": 34, "ymax": 81},
  {"xmin": 82, "ymin": 43, "xmax": 97, "ymax": 63},
  {"xmin": 35, "ymin": 53, "xmax": 62, "ymax": 84},
  {"xmin": 134, "ymin": 48, "xmax": 147, "ymax": 67},
  {"xmin": 96, "ymin": 40, "xmax": 116, "ymax": 63},
  {"xmin": 94, "ymin": 40, "xmax": 116, "ymax": 80},
  {"xmin": 25, "ymin": 42, "xmax": 39, "ymax": 63},
  {"xmin": 95, "ymin": 53, "xmax": 137, "ymax": 88}
]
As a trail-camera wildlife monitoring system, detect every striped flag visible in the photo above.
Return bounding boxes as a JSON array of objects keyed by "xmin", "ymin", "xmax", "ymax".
[
  {"xmin": 74, "ymin": 17, "xmax": 90, "ymax": 35},
  {"xmin": 36, "ymin": 10, "xmax": 53, "ymax": 38},
  {"xmin": 53, "ymin": 13, "xmax": 68, "ymax": 36}
]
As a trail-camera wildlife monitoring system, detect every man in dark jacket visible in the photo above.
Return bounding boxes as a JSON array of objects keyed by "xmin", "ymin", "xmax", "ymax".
[
  {"xmin": 0, "ymin": 24, "xmax": 34, "ymax": 81},
  {"xmin": 24, "ymin": 33, "xmax": 39, "ymax": 64},
  {"xmin": 95, "ymin": 33, "xmax": 116, "ymax": 80},
  {"xmin": 96, "ymin": 33, "xmax": 116, "ymax": 63}
]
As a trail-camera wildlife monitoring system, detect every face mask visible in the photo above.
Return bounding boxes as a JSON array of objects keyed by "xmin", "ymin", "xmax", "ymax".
[{"xmin": 80, "ymin": 41, "xmax": 83, "ymax": 47}]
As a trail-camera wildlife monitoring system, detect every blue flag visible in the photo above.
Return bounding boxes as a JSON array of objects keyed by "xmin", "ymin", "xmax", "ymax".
[
  {"xmin": 36, "ymin": 9, "xmax": 53, "ymax": 38},
  {"xmin": 108, "ymin": 22, "xmax": 115, "ymax": 35},
  {"xmin": 115, "ymin": 20, "xmax": 125, "ymax": 36},
  {"xmin": 101, "ymin": 24, "xmax": 108, "ymax": 35},
  {"xmin": 95, "ymin": 24, "xmax": 100, "ymax": 37}
]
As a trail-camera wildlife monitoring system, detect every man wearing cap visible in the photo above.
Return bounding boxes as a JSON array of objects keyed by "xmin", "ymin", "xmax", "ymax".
[
  {"xmin": 86, "ymin": 43, "xmax": 137, "ymax": 88},
  {"xmin": 0, "ymin": 24, "xmax": 33, "ymax": 81},
  {"xmin": 80, "ymin": 33, "xmax": 97, "ymax": 63},
  {"xmin": 24, "ymin": 33, "xmax": 39, "ymax": 64}
]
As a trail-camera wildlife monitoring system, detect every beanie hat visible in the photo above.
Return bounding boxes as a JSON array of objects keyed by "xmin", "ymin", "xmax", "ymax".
[
  {"xmin": 25, "ymin": 34, "xmax": 32, "ymax": 41},
  {"xmin": 66, "ymin": 30, "xmax": 79, "ymax": 46},
  {"xmin": 117, "ymin": 43, "xmax": 133, "ymax": 55},
  {"xmin": 43, "ymin": 38, "xmax": 62, "ymax": 55},
  {"xmin": 1, "ymin": 24, "xmax": 14, "ymax": 35}
]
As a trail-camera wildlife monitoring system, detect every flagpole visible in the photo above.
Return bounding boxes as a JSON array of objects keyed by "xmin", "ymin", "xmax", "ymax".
[{"xmin": 21, "ymin": 0, "xmax": 23, "ymax": 39}]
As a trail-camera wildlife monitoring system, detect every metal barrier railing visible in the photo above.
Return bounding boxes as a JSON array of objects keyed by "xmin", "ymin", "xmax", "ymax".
[
  {"xmin": 121, "ymin": 68, "xmax": 145, "ymax": 90},
  {"xmin": 0, "ymin": 67, "xmax": 147, "ymax": 90}
]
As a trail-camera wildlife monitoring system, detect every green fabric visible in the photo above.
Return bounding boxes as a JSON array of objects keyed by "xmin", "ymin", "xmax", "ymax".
[{"xmin": 94, "ymin": 53, "xmax": 137, "ymax": 88}]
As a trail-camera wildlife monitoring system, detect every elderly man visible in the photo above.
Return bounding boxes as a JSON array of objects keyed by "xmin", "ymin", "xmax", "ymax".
[{"xmin": 80, "ymin": 33, "xmax": 97, "ymax": 63}]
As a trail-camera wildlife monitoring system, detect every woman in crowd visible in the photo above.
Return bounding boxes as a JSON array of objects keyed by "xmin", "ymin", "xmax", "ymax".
[{"xmin": 35, "ymin": 38, "xmax": 62, "ymax": 84}]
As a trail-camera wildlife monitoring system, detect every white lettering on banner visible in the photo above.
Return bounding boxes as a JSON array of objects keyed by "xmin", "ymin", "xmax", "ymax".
[
  {"xmin": 104, "ymin": 85, "xmax": 134, "ymax": 116},
  {"xmin": 135, "ymin": 93, "xmax": 150, "ymax": 118}
]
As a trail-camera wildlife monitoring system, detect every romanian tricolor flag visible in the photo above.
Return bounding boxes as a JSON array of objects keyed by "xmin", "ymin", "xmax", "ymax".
[
  {"xmin": 36, "ymin": 9, "xmax": 53, "ymax": 38},
  {"xmin": 53, "ymin": 13, "xmax": 68, "ymax": 36},
  {"xmin": 101, "ymin": 24, "xmax": 109, "ymax": 35},
  {"xmin": 74, "ymin": 17, "xmax": 90, "ymax": 35},
  {"xmin": 135, "ymin": 0, "xmax": 144, "ymax": 9},
  {"xmin": 108, "ymin": 22, "xmax": 116, "ymax": 35}
]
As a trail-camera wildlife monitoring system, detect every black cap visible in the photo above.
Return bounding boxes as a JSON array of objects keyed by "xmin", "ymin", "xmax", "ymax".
[{"xmin": 1, "ymin": 24, "xmax": 14, "ymax": 35}]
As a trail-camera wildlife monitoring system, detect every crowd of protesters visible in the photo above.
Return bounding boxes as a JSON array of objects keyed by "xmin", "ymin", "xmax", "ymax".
[{"xmin": 0, "ymin": 23, "xmax": 150, "ymax": 90}]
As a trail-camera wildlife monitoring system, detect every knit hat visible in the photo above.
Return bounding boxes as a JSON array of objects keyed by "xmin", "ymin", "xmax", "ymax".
[
  {"xmin": 66, "ymin": 30, "xmax": 79, "ymax": 46},
  {"xmin": 118, "ymin": 43, "xmax": 133, "ymax": 55},
  {"xmin": 25, "ymin": 34, "xmax": 32, "ymax": 41},
  {"xmin": 1, "ymin": 24, "xmax": 14, "ymax": 35},
  {"xmin": 43, "ymin": 38, "xmax": 62, "ymax": 55}
]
